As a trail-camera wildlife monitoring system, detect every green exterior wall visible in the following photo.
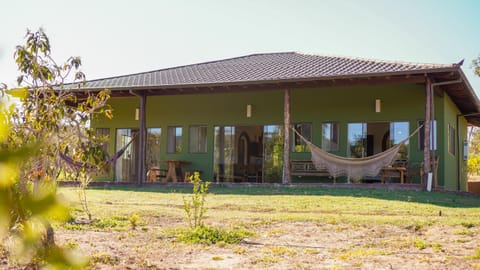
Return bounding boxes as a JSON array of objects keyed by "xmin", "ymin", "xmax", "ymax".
[
  {"xmin": 91, "ymin": 82, "xmax": 469, "ymax": 190},
  {"xmin": 440, "ymin": 94, "xmax": 468, "ymax": 191}
]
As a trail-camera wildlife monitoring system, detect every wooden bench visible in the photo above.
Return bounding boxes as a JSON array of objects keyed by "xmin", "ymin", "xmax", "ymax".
[{"xmin": 290, "ymin": 159, "xmax": 333, "ymax": 182}]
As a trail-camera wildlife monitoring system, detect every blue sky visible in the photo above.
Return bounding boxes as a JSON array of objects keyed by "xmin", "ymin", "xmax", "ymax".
[{"xmin": 1, "ymin": 0, "xmax": 480, "ymax": 92}]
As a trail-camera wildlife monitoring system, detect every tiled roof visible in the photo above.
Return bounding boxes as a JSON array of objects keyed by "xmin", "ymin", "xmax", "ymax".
[{"xmin": 78, "ymin": 52, "xmax": 455, "ymax": 90}]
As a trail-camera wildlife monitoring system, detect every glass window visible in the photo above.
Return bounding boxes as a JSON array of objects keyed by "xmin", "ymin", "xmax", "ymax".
[
  {"xmin": 348, "ymin": 123, "xmax": 367, "ymax": 157},
  {"xmin": 390, "ymin": 122, "xmax": 409, "ymax": 159},
  {"xmin": 418, "ymin": 120, "xmax": 437, "ymax": 150},
  {"xmin": 348, "ymin": 122, "xmax": 410, "ymax": 159},
  {"xmin": 96, "ymin": 128, "xmax": 110, "ymax": 154},
  {"xmin": 167, "ymin": 126, "xmax": 183, "ymax": 153},
  {"xmin": 449, "ymin": 124, "xmax": 455, "ymax": 155},
  {"xmin": 322, "ymin": 122, "xmax": 339, "ymax": 152},
  {"xmin": 293, "ymin": 123, "xmax": 311, "ymax": 152},
  {"xmin": 189, "ymin": 126, "xmax": 207, "ymax": 153}
]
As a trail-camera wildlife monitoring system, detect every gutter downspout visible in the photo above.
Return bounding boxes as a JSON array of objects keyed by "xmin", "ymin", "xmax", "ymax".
[{"xmin": 130, "ymin": 90, "xmax": 147, "ymax": 185}]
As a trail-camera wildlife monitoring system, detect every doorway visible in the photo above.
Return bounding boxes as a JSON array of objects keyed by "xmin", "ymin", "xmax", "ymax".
[{"xmin": 115, "ymin": 128, "xmax": 139, "ymax": 182}]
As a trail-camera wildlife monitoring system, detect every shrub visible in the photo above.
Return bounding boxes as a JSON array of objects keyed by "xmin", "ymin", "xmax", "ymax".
[{"xmin": 175, "ymin": 225, "xmax": 254, "ymax": 245}]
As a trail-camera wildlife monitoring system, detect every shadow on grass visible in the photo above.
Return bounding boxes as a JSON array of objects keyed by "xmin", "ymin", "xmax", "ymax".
[{"xmin": 77, "ymin": 182, "xmax": 480, "ymax": 208}]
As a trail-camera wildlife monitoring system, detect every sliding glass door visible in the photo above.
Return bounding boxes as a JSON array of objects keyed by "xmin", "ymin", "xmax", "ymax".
[
  {"xmin": 213, "ymin": 125, "xmax": 283, "ymax": 183},
  {"xmin": 263, "ymin": 125, "xmax": 283, "ymax": 182},
  {"xmin": 115, "ymin": 129, "xmax": 139, "ymax": 182},
  {"xmin": 115, "ymin": 128, "xmax": 161, "ymax": 182}
]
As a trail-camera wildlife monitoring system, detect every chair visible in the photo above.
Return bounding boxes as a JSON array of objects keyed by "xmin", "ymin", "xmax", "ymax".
[
  {"xmin": 406, "ymin": 162, "xmax": 423, "ymax": 183},
  {"xmin": 381, "ymin": 159, "xmax": 408, "ymax": 184},
  {"xmin": 147, "ymin": 166, "xmax": 167, "ymax": 182}
]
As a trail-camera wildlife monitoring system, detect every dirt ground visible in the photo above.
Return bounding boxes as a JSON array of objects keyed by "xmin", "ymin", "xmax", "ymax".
[{"xmin": 54, "ymin": 219, "xmax": 480, "ymax": 270}]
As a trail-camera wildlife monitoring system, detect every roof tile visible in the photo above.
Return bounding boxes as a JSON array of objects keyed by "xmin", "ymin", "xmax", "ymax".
[{"xmin": 78, "ymin": 52, "xmax": 454, "ymax": 90}]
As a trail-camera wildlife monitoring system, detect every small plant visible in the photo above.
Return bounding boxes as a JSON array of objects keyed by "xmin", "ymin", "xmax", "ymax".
[
  {"xmin": 461, "ymin": 222, "xmax": 476, "ymax": 229},
  {"xmin": 129, "ymin": 213, "xmax": 140, "ymax": 230},
  {"xmin": 465, "ymin": 248, "xmax": 480, "ymax": 260},
  {"xmin": 413, "ymin": 238, "xmax": 428, "ymax": 250},
  {"xmin": 234, "ymin": 247, "xmax": 248, "ymax": 255},
  {"xmin": 266, "ymin": 246, "xmax": 296, "ymax": 256},
  {"xmin": 183, "ymin": 171, "xmax": 210, "ymax": 228},
  {"xmin": 91, "ymin": 252, "xmax": 120, "ymax": 266},
  {"xmin": 64, "ymin": 242, "xmax": 79, "ymax": 250},
  {"xmin": 454, "ymin": 228, "xmax": 476, "ymax": 236},
  {"xmin": 253, "ymin": 256, "xmax": 280, "ymax": 265},
  {"xmin": 336, "ymin": 248, "xmax": 390, "ymax": 260},
  {"xmin": 212, "ymin": 256, "xmax": 224, "ymax": 261},
  {"xmin": 92, "ymin": 216, "xmax": 130, "ymax": 230}
]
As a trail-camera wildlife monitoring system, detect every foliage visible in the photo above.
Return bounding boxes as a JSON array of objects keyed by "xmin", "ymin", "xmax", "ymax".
[
  {"xmin": 183, "ymin": 171, "xmax": 210, "ymax": 228},
  {"xmin": 0, "ymin": 94, "xmax": 87, "ymax": 269},
  {"xmin": 473, "ymin": 56, "xmax": 480, "ymax": 76},
  {"xmin": 174, "ymin": 225, "xmax": 254, "ymax": 245},
  {"xmin": 0, "ymin": 28, "xmax": 111, "ymax": 268},
  {"xmin": 468, "ymin": 154, "xmax": 480, "ymax": 175},
  {"xmin": 1, "ymin": 29, "xmax": 111, "ymax": 221}
]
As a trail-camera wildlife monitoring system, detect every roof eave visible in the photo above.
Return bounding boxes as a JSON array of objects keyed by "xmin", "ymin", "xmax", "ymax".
[{"xmin": 71, "ymin": 67, "xmax": 458, "ymax": 92}]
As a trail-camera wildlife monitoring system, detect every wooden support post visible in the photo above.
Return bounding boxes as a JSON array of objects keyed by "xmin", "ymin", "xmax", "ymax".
[
  {"xmin": 283, "ymin": 88, "xmax": 291, "ymax": 185},
  {"xmin": 430, "ymin": 81, "xmax": 437, "ymax": 189},
  {"xmin": 137, "ymin": 94, "xmax": 147, "ymax": 185},
  {"xmin": 423, "ymin": 76, "xmax": 432, "ymax": 189}
]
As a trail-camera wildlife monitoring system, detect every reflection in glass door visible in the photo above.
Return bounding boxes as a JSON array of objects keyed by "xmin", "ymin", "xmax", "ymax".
[
  {"xmin": 115, "ymin": 129, "xmax": 138, "ymax": 182},
  {"xmin": 214, "ymin": 126, "xmax": 236, "ymax": 182},
  {"xmin": 263, "ymin": 125, "xmax": 283, "ymax": 183},
  {"xmin": 348, "ymin": 122, "xmax": 410, "ymax": 159}
]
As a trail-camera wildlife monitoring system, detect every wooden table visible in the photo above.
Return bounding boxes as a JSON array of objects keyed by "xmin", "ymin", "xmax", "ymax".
[
  {"xmin": 163, "ymin": 160, "xmax": 190, "ymax": 182},
  {"xmin": 381, "ymin": 167, "xmax": 407, "ymax": 184}
]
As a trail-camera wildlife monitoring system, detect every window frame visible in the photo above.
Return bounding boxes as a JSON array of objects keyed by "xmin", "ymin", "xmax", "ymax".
[
  {"xmin": 418, "ymin": 120, "xmax": 437, "ymax": 151},
  {"xmin": 448, "ymin": 124, "xmax": 456, "ymax": 155},
  {"xmin": 167, "ymin": 126, "xmax": 183, "ymax": 153},
  {"xmin": 322, "ymin": 122, "xmax": 339, "ymax": 152},
  {"xmin": 189, "ymin": 125, "xmax": 208, "ymax": 153},
  {"xmin": 292, "ymin": 123, "xmax": 312, "ymax": 153}
]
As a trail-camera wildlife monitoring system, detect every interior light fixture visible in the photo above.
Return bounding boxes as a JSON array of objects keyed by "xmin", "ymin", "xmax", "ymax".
[
  {"xmin": 375, "ymin": 99, "xmax": 381, "ymax": 113},
  {"xmin": 135, "ymin": 108, "xmax": 140, "ymax": 120},
  {"xmin": 246, "ymin": 104, "xmax": 252, "ymax": 118}
]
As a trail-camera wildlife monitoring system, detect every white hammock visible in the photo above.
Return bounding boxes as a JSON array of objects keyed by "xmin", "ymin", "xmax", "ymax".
[{"xmin": 293, "ymin": 125, "xmax": 422, "ymax": 180}]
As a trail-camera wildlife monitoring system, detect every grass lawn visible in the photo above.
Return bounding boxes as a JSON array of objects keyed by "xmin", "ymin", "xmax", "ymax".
[{"xmin": 55, "ymin": 185, "xmax": 480, "ymax": 269}]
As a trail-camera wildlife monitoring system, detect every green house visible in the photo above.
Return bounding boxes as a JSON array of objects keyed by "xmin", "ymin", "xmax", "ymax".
[{"xmin": 77, "ymin": 52, "xmax": 480, "ymax": 191}]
